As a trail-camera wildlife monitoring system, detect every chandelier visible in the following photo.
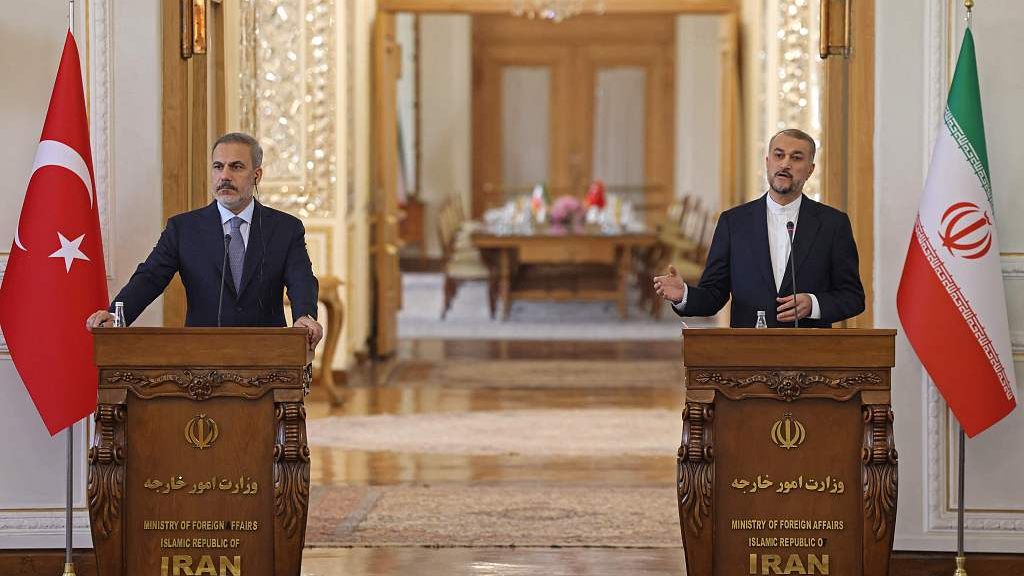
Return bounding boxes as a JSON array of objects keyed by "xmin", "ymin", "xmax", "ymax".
[{"xmin": 511, "ymin": 0, "xmax": 606, "ymax": 23}]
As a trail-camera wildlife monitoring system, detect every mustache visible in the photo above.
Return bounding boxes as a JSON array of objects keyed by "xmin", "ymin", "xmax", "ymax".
[
  {"xmin": 775, "ymin": 170, "xmax": 792, "ymax": 178},
  {"xmin": 217, "ymin": 182, "xmax": 238, "ymax": 191}
]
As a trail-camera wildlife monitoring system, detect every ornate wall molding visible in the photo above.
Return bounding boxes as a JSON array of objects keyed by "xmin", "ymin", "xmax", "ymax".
[
  {"xmin": 239, "ymin": 0, "xmax": 337, "ymax": 218},
  {"xmin": 754, "ymin": 0, "xmax": 823, "ymax": 199},
  {"xmin": 0, "ymin": 255, "xmax": 6, "ymax": 353},
  {"xmin": 923, "ymin": 0, "xmax": 949, "ymax": 176},
  {"xmin": 926, "ymin": 373, "xmax": 1024, "ymax": 532},
  {"xmin": 345, "ymin": 0, "xmax": 356, "ymax": 213},
  {"xmin": 677, "ymin": 402, "xmax": 713, "ymax": 535},
  {"xmin": 1001, "ymin": 255, "xmax": 1024, "ymax": 280},
  {"xmin": 88, "ymin": 0, "xmax": 115, "ymax": 280},
  {"xmin": 0, "ymin": 512, "xmax": 91, "ymax": 533}
]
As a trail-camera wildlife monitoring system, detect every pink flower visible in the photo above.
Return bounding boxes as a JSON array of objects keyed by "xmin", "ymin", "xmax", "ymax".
[{"xmin": 550, "ymin": 195, "xmax": 583, "ymax": 225}]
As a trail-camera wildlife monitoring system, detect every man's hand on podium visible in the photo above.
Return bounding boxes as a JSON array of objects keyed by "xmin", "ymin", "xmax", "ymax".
[
  {"xmin": 653, "ymin": 265, "xmax": 686, "ymax": 304},
  {"xmin": 86, "ymin": 310, "xmax": 115, "ymax": 329},
  {"xmin": 294, "ymin": 315, "xmax": 323, "ymax": 350}
]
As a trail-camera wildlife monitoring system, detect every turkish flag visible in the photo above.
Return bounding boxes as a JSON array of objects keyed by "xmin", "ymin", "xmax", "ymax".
[{"xmin": 0, "ymin": 32, "xmax": 109, "ymax": 435}]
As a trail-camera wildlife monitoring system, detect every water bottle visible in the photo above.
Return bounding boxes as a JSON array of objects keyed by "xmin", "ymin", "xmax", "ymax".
[
  {"xmin": 755, "ymin": 310, "xmax": 767, "ymax": 329},
  {"xmin": 113, "ymin": 301, "xmax": 126, "ymax": 328}
]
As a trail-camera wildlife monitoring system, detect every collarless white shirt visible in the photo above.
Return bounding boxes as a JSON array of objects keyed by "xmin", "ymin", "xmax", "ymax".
[
  {"xmin": 765, "ymin": 193, "xmax": 819, "ymax": 319},
  {"xmin": 766, "ymin": 193, "xmax": 801, "ymax": 292},
  {"xmin": 217, "ymin": 199, "xmax": 255, "ymax": 249}
]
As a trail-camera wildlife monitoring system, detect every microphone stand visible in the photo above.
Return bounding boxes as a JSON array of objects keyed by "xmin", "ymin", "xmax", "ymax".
[
  {"xmin": 218, "ymin": 234, "xmax": 231, "ymax": 327},
  {"xmin": 786, "ymin": 221, "xmax": 798, "ymax": 328}
]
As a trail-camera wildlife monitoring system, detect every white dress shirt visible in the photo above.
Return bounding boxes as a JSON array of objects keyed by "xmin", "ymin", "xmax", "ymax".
[
  {"xmin": 766, "ymin": 194, "xmax": 820, "ymax": 319},
  {"xmin": 672, "ymin": 193, "xmax": 820, "ymax": 321},
  {"xmin": 217, "ymin": 200, "xmax": 255, "ymax": 249}
]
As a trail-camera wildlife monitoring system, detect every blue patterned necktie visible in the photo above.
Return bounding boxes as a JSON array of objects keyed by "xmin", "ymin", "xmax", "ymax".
[{"xmin": 228, "ymin": 216, "xmax": 245, "ymax": 292}]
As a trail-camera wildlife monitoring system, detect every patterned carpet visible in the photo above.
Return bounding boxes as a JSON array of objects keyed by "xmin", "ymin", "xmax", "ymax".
[
  {"xmin": 391, "ymin": 359, "xmax": 683, "ymax": 389},
  {"xmin": 397, "ymin": 273, "xmax": 722, "ymax": 340},
  {"xmin": 306, "ymin": 408, "xmax": 681, "ymax": 457},
  {"xmin": 306, "ymin": 484, "xmax": 681, "ymax": 548}
]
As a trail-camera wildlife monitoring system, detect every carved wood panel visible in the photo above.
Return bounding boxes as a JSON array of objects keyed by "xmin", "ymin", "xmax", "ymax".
[{"xmin": 677, "ymin": 400, "xmax": 714, "ymax": 570}]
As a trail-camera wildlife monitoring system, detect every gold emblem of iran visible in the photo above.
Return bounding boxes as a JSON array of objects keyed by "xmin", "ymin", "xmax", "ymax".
[
  {"xmin": 184, "ymin": 414, "xmax": 219, "ymax": 449},
  {"xmin": 770, "ymin": 413, "xmax": 806, "ymax": 450}
]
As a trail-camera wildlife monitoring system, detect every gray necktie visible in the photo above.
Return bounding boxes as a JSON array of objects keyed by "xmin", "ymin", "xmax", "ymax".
[{"xmin": 228, "ymin": 216, "xmax": 245, "ymax": 292}]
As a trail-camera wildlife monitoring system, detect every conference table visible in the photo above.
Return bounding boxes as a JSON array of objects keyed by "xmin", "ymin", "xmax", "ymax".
[{"xmin": 472, "ymin": 224, "xmax": 657, "ymax": 321}]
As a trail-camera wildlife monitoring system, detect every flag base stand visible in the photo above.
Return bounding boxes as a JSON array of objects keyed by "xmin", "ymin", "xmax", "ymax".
[
  {"xmin": 62, "ymin": 562, "xmax": 77, "ymax": 576},
  {"xmin": 953, "ymin": 555, "xmax": 967, "ymax": 576}
]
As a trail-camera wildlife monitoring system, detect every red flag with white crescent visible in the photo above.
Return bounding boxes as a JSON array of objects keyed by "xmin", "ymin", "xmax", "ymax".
[{"xmin": 0, "ymin": 31, "xmax": 109, "ymax": 435}]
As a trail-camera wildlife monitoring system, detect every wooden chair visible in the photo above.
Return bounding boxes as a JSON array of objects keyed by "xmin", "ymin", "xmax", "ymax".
[
  {"xmin": 650, "ymin": 210, "xmax": 716, "ymax": 319},
  {"xmin": 638, "ymin": 195, "xmax": 699, "ymax": 314},
  {"xmin": 437, "ymin": 196, "xmax": 494, "ymax": 319},
  {"xmin": 316, "ymin": 275, "xmax": 345, "ymax": 405},
  {"xmin": 285, "ymin": 274, "xmax": 345, "ymax": 405},
  {"xmin": 638, "ymin": 195, "xmax": 718, "ymax": 319}
]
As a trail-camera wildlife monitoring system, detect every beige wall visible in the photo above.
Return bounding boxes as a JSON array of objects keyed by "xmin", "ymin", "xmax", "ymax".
[
  {"xmin": 675, "ymin": 15, "xmax": 722, "ymax": 214},
  {"xmin": 413, "ymin": 14, "xmax": 723, "ymax": 256},
  {"xmin": 876, "ymin": 0, "xmax": 1024, "ymax": 552},
  {"xmin": 0, "ymin": 0, "xmax": 163, "ymax": 547},
  {"xmin": 419, "ymin": 15, "xmax": 473, "ymax": 258}
]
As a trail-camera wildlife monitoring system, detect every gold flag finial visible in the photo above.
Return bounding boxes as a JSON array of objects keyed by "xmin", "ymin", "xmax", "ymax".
[{"xmin": 964, "ymin": 0, "xmax": 974, "ymax": 11}]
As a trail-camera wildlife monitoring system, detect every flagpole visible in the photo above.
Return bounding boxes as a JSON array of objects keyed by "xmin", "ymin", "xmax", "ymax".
[
  {"xmin": 953, "ymin": 6, "xmax": 973, "ymax": 573},
  {"xmin": 63, "ymin": 0, "xmax": 80, "ymax": 571},
  {"xmin": 64, "ymin": 423, "xmax": 76, "ymax": 576},
  {"xmin": 951, "ymin": 6, "xmax": 975, "ymax": 576},
  {"xmin": 954, "ymin": 426, "xmax": 967, "ymax": 576}
]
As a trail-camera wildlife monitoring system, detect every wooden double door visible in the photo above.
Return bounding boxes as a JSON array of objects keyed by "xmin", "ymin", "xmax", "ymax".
[{"xmin": 471, "ymin": 15, "xmax": 676, "ymax": 219}]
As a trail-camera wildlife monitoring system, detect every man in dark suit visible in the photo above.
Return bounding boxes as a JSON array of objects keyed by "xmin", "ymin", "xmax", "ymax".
[
  {"xmin": 86, "ymin": 133, "xmax": 323, "ymax": 348},
  {"xmin": 654, "ymin": 128, "xmax": 864, "ymax": 328}
]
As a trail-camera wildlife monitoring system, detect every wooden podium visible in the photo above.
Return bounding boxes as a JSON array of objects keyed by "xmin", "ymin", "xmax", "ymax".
[
  {"xmin": 678, "ymin": 329, "xmax": 898, "ymax": 576},
  {"xmin": 87, "ymin": 328, "xmax": 313, "ymax": 576}
]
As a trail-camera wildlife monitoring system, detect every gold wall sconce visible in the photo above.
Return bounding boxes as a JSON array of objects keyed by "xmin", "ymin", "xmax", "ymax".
[
  {"xmin": 181, "ymin": 0, "xmax": 209, "ymax": 58},
  {"xmin": 819, "ymin": 0, "xmax": 851, "ymax": 59}
]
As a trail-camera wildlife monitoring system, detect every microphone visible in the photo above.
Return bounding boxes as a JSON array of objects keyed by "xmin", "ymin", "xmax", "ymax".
[
  {"xmin": 786, "ymin": 221, "xmax": 798, "ymax": 328},
  {"xmin": 218, "ymin": 233, "xmax": 231, "ymax": 327}
]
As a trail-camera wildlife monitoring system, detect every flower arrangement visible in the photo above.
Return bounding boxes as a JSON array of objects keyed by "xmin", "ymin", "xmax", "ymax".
[{"xmin": 550, "ymin": 195, "xmax": 584, "ymax": 227}]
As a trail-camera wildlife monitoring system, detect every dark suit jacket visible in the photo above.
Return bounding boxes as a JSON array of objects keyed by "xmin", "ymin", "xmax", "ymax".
[
  {"xmin": 676, "ymin": 194, "xmax": 864, "ymax": 328},
  {"xmin": 112, "ymin": 200, "xmax": 319, "ymax": 327}
]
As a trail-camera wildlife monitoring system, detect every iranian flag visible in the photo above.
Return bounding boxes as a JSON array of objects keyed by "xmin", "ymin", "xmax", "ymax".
[{"xmin": 897, "ymin": 28, "xmax": 1017, "ymax": 437}]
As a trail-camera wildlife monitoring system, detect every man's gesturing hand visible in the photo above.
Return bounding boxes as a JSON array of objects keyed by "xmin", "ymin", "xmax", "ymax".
[{"xmin": 653, "ymin": 265, "xmax": 686, "ymax": 303}]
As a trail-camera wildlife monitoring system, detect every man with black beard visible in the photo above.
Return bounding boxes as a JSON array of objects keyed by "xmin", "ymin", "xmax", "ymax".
[{"xmin": 653, "ymin": 128, "xmax": 864, "ymax": 328}]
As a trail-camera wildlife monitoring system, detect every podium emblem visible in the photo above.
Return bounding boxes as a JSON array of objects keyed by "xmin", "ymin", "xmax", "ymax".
[
  {"xmin": 184, "ymin": 414, "xmax": 220, "ymax": 449},
  {"xmin": 770, "ymin": 413, "xmax": 805, "ymax": 449}
]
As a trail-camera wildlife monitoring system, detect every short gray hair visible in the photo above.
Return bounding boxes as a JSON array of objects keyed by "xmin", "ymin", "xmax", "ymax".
[
  {"xmin": 769, "ymin": 128, "xmax": 817, "ymax": 161},
  {"xmin": 212, "ymin": 132, "xmax": 263, "ymax": 168}
]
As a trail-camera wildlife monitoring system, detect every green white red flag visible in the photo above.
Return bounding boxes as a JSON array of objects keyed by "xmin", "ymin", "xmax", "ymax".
[{"xmin": 897, "ymin": 28, "xmax": 1016, "ymax": 437}]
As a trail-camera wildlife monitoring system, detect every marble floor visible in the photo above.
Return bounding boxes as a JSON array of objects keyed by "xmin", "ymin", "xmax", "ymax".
[{"xmin": 301, "ymin": 338, "xmax": 687, "ymax": 575}]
